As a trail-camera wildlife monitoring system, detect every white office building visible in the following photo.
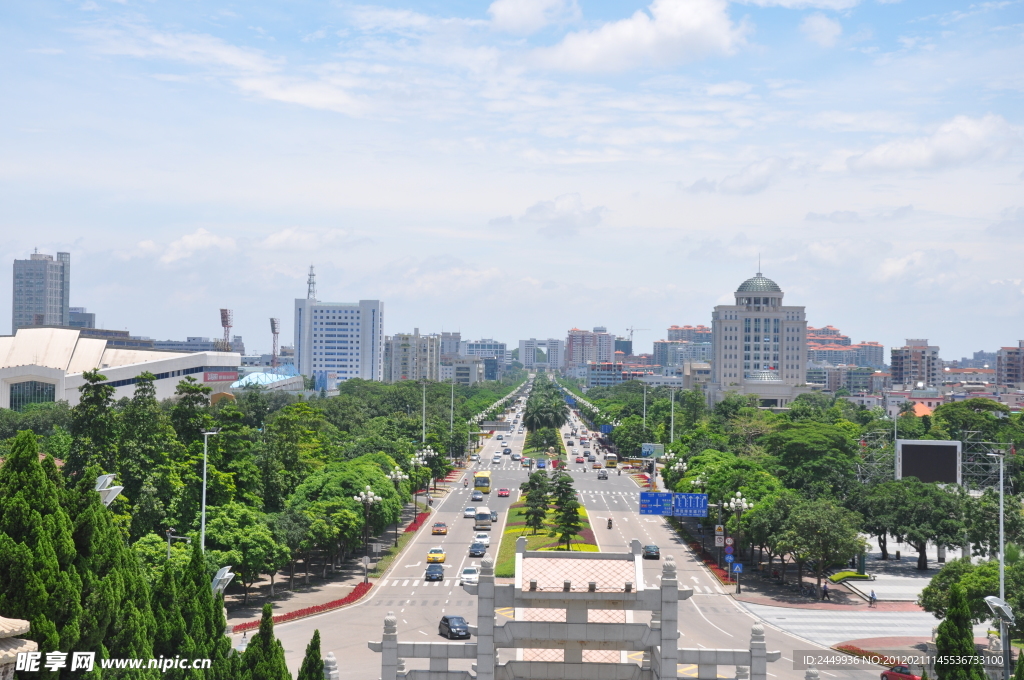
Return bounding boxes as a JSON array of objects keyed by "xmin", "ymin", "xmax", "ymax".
[
  {"xmin": 710, "ymin": 273, "xmax": 811, "ymax": 407},
  {"xmin": 519, "ymin": 338, "xmax": 564, "ymax": 370},
  {"xmin": 294, "ymin": 298, "xmax": 383, "ymax": 388},
  {"xmin": 461, "ymin": 339, "xmax": 507, "ymax": 362},
  {"xmin": 385, "ymin": 329, "xmax": 441, "ymax": 383}
]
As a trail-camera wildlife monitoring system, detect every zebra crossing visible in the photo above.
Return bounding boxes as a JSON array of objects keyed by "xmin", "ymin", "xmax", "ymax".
[
  {"xmin": 378, "ymin": 579, "xmax": 455, "ymax": 588},
  {"xmin": 738, "ymin": 603, "xmax": 947, "ymax": 646}
]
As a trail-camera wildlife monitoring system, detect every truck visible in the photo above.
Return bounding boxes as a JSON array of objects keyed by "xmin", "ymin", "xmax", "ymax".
[{"xmin": 474, "ymin": 507, "xmax": 492, "ymax": 531}]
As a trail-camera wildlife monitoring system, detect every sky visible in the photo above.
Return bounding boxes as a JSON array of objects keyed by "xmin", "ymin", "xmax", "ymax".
[{"xmin": 1, "ymin": 0, "xmax": 1022, "ymax": 359}]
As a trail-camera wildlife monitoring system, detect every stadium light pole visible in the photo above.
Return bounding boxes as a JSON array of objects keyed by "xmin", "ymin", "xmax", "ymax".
[{"xmin": 987, "ymin": 450, "xmax": 1012, "ymax": 680}]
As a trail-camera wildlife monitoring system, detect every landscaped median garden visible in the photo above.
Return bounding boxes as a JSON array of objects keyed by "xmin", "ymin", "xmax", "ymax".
[{"xmin": 494, "ymin": 471, "xmax": 599, "ymax": 577}]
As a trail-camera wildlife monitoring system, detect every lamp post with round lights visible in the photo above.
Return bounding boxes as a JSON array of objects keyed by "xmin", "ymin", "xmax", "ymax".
[
  {"xmin": 727, "ymin": 491, "xmax": 752, "ymax": 593},
  {"xmin": 354, "ymin": 485, "xmax": 382, "ymax": 556},
  {"xmin": 413, "ymin": 446, "xmax": 437, "ymax": 507},
  {"xmin": 689, "ymin": 474, "xmax": 709, "ymax": 553},
  {"xmin": 387, "ymin": 466, "xmax": 408, "ymax": 547}
]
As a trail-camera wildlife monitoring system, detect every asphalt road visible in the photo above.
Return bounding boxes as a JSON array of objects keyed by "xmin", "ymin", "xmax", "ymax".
[{"xmin": 246, "ymin": 412, "xmax": 879, "ymax": 680}]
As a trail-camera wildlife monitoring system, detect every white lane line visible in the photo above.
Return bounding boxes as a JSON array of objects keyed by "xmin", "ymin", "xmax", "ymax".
[
  {"xmin": 686, "ymin": 598, "xmax": 734, "ymax": 638},
  {"xmin": 419, "ymin": 631, "xmax": 428, "ymax": 636},
  {"xmin": 402, "ymin": 580, "xmax": 410, "ymax": 586},
  {"xmin": 444, "ymin": 580, "xmax": 450, "ymax": 586},
  {"xmin": 412, "ymin": 579, "xmax": 420, "ymax": 586},
  {"xmin": 380, "ymin": 579, "xmax": 388, "ymax": 587},
  {"xmin": 704, "ymin": 586, "xmax": 712, "ymax": 594}
]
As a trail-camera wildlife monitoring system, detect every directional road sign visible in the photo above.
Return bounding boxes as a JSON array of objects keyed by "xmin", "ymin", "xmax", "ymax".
[
  {"xmin": 724, "ymin": 554, "xmax": 734, "ymax": 563},
  {"xmin": 714, "ymin": 536, "xmax": 725, "ymax": 547},
  {"xmin": 639, "ymin": 492, "xmax": 674, "ymax": 516},
  {"xmin": 724, "ymin": 546, "xmax": 734, "ymax": 555},
  {"xmin": 733, "ymin": 563, "xmax": 744, "ymax": 574},
  {"xmin": 673, "ymin": 493, "xmax": 708, "ymax": 518}
]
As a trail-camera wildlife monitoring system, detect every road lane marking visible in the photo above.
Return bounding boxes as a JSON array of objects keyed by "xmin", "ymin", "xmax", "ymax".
[
  {"xmin": 444, "ymin": 580, "xmax": 450, "ymax": 586},
  {"xmin": 402, "ymin": 580, "xmax": 409, "ymax": 586}
]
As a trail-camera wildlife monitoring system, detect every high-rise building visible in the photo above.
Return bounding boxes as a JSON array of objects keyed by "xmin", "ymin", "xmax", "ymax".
[
  {"xmin": 996, "ymin": 342, "xmax": 1024, "ymax": 387},
  {"xmin": 294, "ymin": 296, "xmax": 383, "ymax": 387},
  {"xmin": 709, "ymin": 272, "xmax": 810, "ymax": 406},
  {"xmin": 519, "ymin": 338, "xmax": 564, "ymax": 370},
  {"xmin": 890, "ymin": 339, "xmax": 941, "ymax": 387},
  {"xmin": 68, "ymin": 307, "xmax": 95, "ymax": 329},
  {"xmin": 386, "ymin": 329, "xmax": 440, "ymax": 382},
  {"xmin": 462, "ymin": 339, "xmax": 507, "ymax": 362},
  {"xmin": 565, "ymin": 327, "xmax": 613, "ymax": 367},
  {"xmin": 805, "ymin": 325, "xmax": 884, "ymax": 368},
  {"xmin": 12, "ymin": 251, "xmax": 70, "ymax": 331},
  {"xmin": 440, "ymin": 331, "xmax": 462, "ymax": 358},
  {"xmin": 667, "ymin": 325, "xmax": 712, "ymax": 343},
  {"xmin": 671, "ymin": 342, "xmax": 714, "ymax": 364},
  {"xmin": 614, "ymin": 337, "xmax": 632, "ymax": 357}
]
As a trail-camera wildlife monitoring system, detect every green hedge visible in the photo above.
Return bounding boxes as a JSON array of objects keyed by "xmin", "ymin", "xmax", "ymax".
[{"xmin": 828, "ymin": 570, "xmax": 872, "ymax": 583}]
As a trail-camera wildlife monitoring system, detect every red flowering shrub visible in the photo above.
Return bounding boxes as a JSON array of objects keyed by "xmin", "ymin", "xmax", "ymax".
[{"xmin": 232, "ymin": 581, "xmax": 373, "ymax": 633}]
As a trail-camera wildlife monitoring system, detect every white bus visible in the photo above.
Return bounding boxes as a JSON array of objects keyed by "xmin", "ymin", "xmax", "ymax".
[{"xmin": 474, "ymin": 507, "xmax": 493, "ymax": 531}]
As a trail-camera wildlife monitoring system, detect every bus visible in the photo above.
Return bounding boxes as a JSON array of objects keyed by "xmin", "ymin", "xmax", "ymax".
[
  {"xmin": 474, "ymin": 506, "xmax": 492, "ymax": 531},
  {"xmin": 473, "ymin": 471, "xmax": 492, "ymax": 494},
  {"xmin": 605, "ymin": 454, "xmax": 618, "ymax": 468}
]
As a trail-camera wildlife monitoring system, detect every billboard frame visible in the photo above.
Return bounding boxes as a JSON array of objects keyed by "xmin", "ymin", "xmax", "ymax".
[{"xmin": 896, "ymin": 439, "xmax": 961, "ymax": 486}]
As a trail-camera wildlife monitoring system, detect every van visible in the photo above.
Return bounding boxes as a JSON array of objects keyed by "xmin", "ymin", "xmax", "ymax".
[{"xmin": 474, "ymin": 507, "xmax": 492, "ymax": 531}]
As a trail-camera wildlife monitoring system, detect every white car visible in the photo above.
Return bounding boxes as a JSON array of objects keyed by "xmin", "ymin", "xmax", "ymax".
[
  {"xmin": 492, "ymin": 455, "xmax": 502, "ymax": 464},
  {"xmin": 473, "ymin": 533, "xmax": 491, "ymax": 546},
  {"xmin": 464, "ymin": 507, "xmax": 476, "ymax": 518},
  {"xmin": 469, "ymin": 453, "xmax": 479, "ymax": 461},
  {"xmin": 572, "ymin": 448, "xmax": 578, "ymax": 454},
  {"xmin": 461, "ymin": 567, "xmax": 480, "ymax": 585}
]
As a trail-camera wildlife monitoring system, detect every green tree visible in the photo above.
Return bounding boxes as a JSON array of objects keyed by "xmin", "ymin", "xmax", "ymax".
[
  {"xmin": 297, "ymin": 629, "xmax": 324, "ymax": 680},
  {"xmin": 934, "ymin": 583, "xmax": 986, "ymax": 680},
  {"xmin": 889, "ymin": 478, "xmax": 966, "ymax": 570},
  {"xmin": 66, "ymin": 369, "xmax": 119, "ymax": 476},
  {"xmin": 205, "ymin": 502, "xmax": 290, "ymax": 604},
  {"xmin": 553, "ymin": 496, "xmax": 583, "ymax": 550},
  {"xmin": 763, "ymin": 422, "xmax": 859, "ymax": 500},
  {"xmin": 745, "ymin": 490, "xmax": 800, "ymax": 576},
  {"xmin": 239, "ymin": 603, "xmax": 291, "ymax": 680},
  {"xmin": 522, "ymin": 472, "xmax": 550, "ymax": 535},
  {"xmin": 860, "ymin": 480, "xmax": 910, "ymax": 560},
  {"xmin": 783, "ymin": 498, "xmax": 865, "ymax": 599},
  {"xmin": 171, "ymin": 376, "xmax": 214, "ymax": 445}
]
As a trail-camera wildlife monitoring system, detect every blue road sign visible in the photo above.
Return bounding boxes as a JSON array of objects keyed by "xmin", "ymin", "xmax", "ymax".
[
  {"xmin": 732, "ymin": 563, "xmax": 744, "ymax": 574},
  {"xmin": 600, "ymin": 424, "xmax": 613, "ymax": 434},
  {"xmin": 724, "ymin": 545, "xmax": 734, "ymax": 554},
  {"xmin": 639, "ymin": 492, "xmax": 674, "ymax": 515},
  {"xmin": 673, "ymin": 493, "xmax": 708, "ymax": 518},
  {"xmin": 724, "ymin": 554, "xmax": 734, "ymax": 563}
]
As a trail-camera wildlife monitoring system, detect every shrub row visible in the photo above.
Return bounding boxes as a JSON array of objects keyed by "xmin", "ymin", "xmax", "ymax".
[
  {"xmin": 405, "ymin": 511, "xmax": 431, "ymax": 533},
  {"xmin": 232, "ymin": 581, "xmax": 374, "ymax": 633}
]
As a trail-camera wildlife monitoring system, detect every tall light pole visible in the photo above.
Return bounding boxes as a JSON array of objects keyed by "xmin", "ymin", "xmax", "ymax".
[
  {"xmin": 691, "ymin": 475, "xmax": 708, "ymax": 553},
  {"xmin": 986, "ymin": 450, "xmax": 1012, "ymax": 680},
  {"xmin": 728, "ymin": 491, "xmax": 751, "ymax": 593},
  {"xmin": 642, "ymin": 384, "xmax": 647, "ymax": 431},
  {"xmin": 421, "ymin": 382, "xmax": 428, "ymax": 444},
  {"xmin": 414, "ymin": 446, "xmax": 437, "ymax": 506},
  {"xmin": 200, "ymin": 428, "xmax": 221, "ymax": 553},
  {"xmin": 354, "ymin": 485, "xmax": 381, "ymax": 584},
  {"xmin": 670, "ymin": 388, "xmax": 676, "ymax": 444},
  {"xmin": 387, "ymin": 466, "xmax": 408, "ymax": 547}
]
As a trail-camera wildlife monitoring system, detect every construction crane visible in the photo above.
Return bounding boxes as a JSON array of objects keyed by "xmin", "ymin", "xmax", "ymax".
[
  {"xmin": 625, "ymin": 327, "xmax": 649, "ymax": 342},
  {"xmin": 270, "ymin": 318, "xmax": 280, "ymax": 369}
]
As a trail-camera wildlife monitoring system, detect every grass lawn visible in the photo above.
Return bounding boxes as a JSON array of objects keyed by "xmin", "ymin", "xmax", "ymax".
[{"xmin": 494, "ymin": 498, "xmax": 598, "ymax": 577}]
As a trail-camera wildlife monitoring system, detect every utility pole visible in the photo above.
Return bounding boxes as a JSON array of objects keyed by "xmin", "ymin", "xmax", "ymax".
[{"xmin": 670, "ymin": 388, "xmax": 676, "ymax": 443}]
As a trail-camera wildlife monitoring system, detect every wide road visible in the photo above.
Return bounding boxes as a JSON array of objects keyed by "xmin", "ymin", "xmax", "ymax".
[{"xmin": 251, "ymin": 410, "xmax": 879, "ymax": 680}]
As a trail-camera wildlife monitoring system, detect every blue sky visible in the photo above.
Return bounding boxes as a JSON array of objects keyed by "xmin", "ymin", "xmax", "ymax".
[{"xmin": 1, "ymin": 0, "xmax": 1022, "ymax": 358}]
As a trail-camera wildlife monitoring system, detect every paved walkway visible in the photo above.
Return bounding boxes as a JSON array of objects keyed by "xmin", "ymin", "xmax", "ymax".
[{"xmin": 738, "ymin": 602, "xmax": 951, "ymax": 647}]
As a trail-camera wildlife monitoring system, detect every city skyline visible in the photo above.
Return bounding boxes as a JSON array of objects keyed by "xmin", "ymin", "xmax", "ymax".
[{"xmin": 2, "ymin": 1, "xmax": 1022, "ymax": 357}]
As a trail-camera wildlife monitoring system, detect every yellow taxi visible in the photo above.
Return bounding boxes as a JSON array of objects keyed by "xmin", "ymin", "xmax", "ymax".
[
  {"xmin": 431, "ymin": 522, "xmax": 448, "ymax": 535},
  {"xmin": 427, "ymin": 547, "xmax": 447, "ymax": 563}
]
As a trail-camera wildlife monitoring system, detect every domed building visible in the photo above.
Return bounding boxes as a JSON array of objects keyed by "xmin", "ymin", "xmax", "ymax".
[{"xmin": 710, "ymin": 273, "xmax": 812, "ymax": 407}]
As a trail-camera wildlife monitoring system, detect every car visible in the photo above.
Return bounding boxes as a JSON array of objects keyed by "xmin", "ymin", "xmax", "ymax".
[
  {"xmin": 588, "ymin": 455, "xmax": 597, "ymax": 462},
  {"xmin": 592, "ymin": 461, "xmax": 603, "ymax": 469},
  {"xmin": 575, "ymin": 456, "xmax": 585, "ymax": 463},
  {"xmin": 425, "ymin": 564, "xmax": 445, "ymax": 581},
  {"xmin": 597, "ymin": 470, "xmax": 608, "ymax": 480},
  {"xmin": 503, "ymin": 448, "xmax": 512, "ymax": 455},
  {"xmin": 471, "ymin": 490, "xmax": 484, "ymax": 501},
  {"xmin": 642, "ymin": 545, "xmax": 661, "ymax": 559},
  {"xmin": 468, "ymin": 542, "xmax": 487, "ymax": 557},
  {"xmin": 497, "ymin": 488, "xmax": 510, "ymax": 497},
  {"xmin": 473, "ymin": 532, "xmax": 491, "ymax": 546},
  {"xmin": 518, "ymin": 429, "xmax": 524, "ymax": 434},
  {"xmin": 464, "ymin": 507, "xmax": 476, "ymax": 518},
  {"xmin": 881, "ymin": 667, "xmax": 921, "ymax": 680},
  {"xmin": 572, "ymin": 448, "xmax": 578, "ymax": 454},
  {"xmin": 427, "ymin": 547, "xmax": 447, "ymax": 563},
  {"xmin": 511, "ymin": 452, "xmax": 522, "ymax": 461},
  {"xmin": 496, "ymin": 434, "xmax": 503, "ymax": 440},
  {"xmin": 567, "ymin": 440, "xmax": 574, "ymax": 446},
  {"xmin": 469, "ymin": 453, "xmax": 479, "ymax": 461},
  {"xmin": 620, "ymin": 464, "xmax": 633, "ymax": 470},
  {"xmin": 537, "ymin": 460, "xmax": 546, "ymax": 469},
  {"xmin": 432, "ymin": 522, "xmax": 448, "ymax": 535},
  {"xmin": 492, "ymin": 455, "xmax": 502, "ymax": 464},
  {"xmin": 460, "ymin": 566, "xmax": 480, "ymax": 585},
  {"xmin": 521, "ymin": 457, "xmax": 532, "ymax": 467},
  {"xmin": 490, "ymin": 510, "xmax": 498, "ymax": 522},
  {"xmin": 439, "ymin": 615, "xmax": 471, "ymax": 639}
]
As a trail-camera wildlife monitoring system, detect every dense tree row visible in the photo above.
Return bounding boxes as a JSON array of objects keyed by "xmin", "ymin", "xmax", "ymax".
[{"xmin": 0, "ymin": 371, "xmax": 524, "ymax": 676}]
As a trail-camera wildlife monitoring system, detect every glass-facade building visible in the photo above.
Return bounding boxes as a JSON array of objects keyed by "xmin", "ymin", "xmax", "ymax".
[
  {"xmin": 9, "ymin": 380, "xmax": 56, "ymax": 411},
  {"xmin": 12, "ymin": 252, "xmax": 70, "ymax": 330}
]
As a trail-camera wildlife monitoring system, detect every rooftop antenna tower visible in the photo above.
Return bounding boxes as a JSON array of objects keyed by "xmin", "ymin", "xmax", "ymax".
[
  {"xmin": 307, "ymin": 265, "xmax": 317, "ymax": 301},
  {"xmin": 219, "ymin": 309, "xmax": 233, "ymax": 351},
  {"xmin": 270, "ymin": 318, "xmax": 280, "ymax": 369}
]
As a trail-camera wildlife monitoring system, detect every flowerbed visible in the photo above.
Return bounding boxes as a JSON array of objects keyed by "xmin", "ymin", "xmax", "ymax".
[
  {"xmin": 232, "ymin": 581, "xmax": 373, "ymax": 633},
  {"xmin": 829, "ymin": 570, "xmax": 872, "ymax": 583},
  {"xmin": 405, "ymin": 511, "xmax": 431, "ymax": 533}
]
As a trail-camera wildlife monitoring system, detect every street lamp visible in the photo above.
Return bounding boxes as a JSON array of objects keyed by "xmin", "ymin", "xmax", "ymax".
[
  {"xmin": 165, "ymin": 527, "xmax": 191, "ymax": 560},
  {"xmin": 200, "ymin": 427, "xmax": 221, "ymax": 553},
  {"xmin": 413, "ymin": 447, "xmax": 437, "ymax": 507},
  {"xmin": 986, "ymin": 450, "xmax": 1013, "ymax": 680},
  {"xmin": 388, "ymin": 466, "xmax": 408, "ymax": 547},
  {"xmin": 728, "ymin": 492, "xmax": 751, "ymax": 593},
  {"xmin": 354, "ymin": 484, "xmax": 382, "ymax": 554}
]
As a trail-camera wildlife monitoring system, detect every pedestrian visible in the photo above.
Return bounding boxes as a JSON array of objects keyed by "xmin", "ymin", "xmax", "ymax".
[
  {"xmin": 822, "ymin": 582, "xmax": 831, "ymax": 601},
  {"xmin": 869, "ymin": 590, "xmax": 877, "ymax": 607}
]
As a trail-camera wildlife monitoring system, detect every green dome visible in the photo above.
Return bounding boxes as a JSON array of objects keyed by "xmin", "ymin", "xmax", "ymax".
[{"xmin": 737, "ymin": 273, "xmax": 781, "ymax": 293}]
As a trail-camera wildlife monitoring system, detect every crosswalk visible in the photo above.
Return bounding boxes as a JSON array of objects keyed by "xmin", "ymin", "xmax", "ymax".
[
  {"xmin": 738, "ymin": 603, "xmax": 949, "ymax": 646},
  {"xmin": 379, "ymin": 579, "xmax": 456, "ymax": 588}
]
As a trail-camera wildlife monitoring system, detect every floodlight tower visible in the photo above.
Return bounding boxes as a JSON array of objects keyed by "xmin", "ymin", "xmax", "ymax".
[
  {"xmin": 270, "ymin": 318, "xmax": 280, "ymax": 369},
  {"xmin": 219, "ymin": 309, "xmax": 233, "ymax": 351}
]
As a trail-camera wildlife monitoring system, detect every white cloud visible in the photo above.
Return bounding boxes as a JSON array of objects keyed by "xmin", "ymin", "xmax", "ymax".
[
  {"xmin": 686, "ymin": 157, "xmax": 789, "ymax": 195},
  {"xmin": 847, "ymin": 114, "xmax": 1020, "ymax": 171},
  {"xmin": 806, "ymin": 210, "xmax": 862, "ymax": 222},
  {"xmin": 800, "ymin": 13, "xmax": 842, "ymax": 48},
  {"xmin": 735, "ymin": 0, "xmax": 857, "ymax": 7},
  {"xmin": 706, "ymin": 81, "xmax": 752, "ymax": 96},
  {"xmin": 488, "ymin": 0, "xmax": 580, "ymax": 35},
  {"xmin": 159, "ymin": 228, "xmax": 236, "ymax": 263},
  {"xmin": 489, "ymin": 193, "xmax": 606, "ymax": 237},
  {"xmin": 529, "ymin": 0, "xmax": 745, "ymax": 72}
]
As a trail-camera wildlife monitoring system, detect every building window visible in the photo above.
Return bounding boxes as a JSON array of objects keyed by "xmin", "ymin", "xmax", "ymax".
[{"xmin": 10, "ymin": 380, "xmax": 56, "ymax": 411}]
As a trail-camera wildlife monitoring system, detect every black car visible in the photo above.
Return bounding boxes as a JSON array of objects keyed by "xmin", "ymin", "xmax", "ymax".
[
  {"xmin": 425, "ymin": 564, "xmax": 445, "ymax": 581},
  {"xmin": 439, "ymin": 615, "xmax": 470, "ymax": 639},
  {"xmin": 468, "ymin": 542, "xmax": 487, "ymax": 557},
  {"xmin": 503, "ymin": 448, "xmax": 512, "ymax": 455},
  {"xmin": 642, "ymin": 545, "xmax": 661, "ymax": 559}
]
